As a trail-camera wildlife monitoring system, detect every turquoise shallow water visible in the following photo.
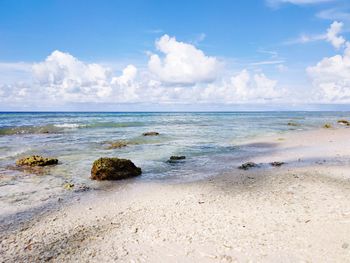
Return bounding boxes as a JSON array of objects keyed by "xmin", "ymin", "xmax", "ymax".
[{"xmin": 0, "ymin": 111, "xmax": 349, "ymax": 214}]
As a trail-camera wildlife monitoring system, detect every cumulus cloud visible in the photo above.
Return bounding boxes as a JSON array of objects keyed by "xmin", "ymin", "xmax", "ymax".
[
  {"xmin": 325, "ymin": 21, "xmax": 346, "ymax": 49},
  {"xmin": 32, "ymin": 50, "xmax": 114, "ymax": 101},
  {"xmin": 307, "ymin": 42, "xmax": 350, "ymax": 102},
  {"xmin": 111, "ymin": 65, "xmax": 137, "ymax": 86},
  {"xmin": 198, "ymin": 70, "xmax": 283, "ymax": 103},
  {"xmin": 148, "ymin": 35, "xmax": 220, "ymax": 85},
  {"xmin": 0, "ymin": 35, "xmax": 286, "ymax": 108}
]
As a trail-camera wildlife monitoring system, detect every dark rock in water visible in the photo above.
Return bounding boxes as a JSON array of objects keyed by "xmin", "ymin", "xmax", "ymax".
[
  {"xmin": 323, "ymin": 123, "xmax": 332, "ymax": 129},
  {"xmin": 107, "ymin": 141, "xmax": 128, "ymax": 149},
  {"xmin": 337, "ymin": 119, "xmax": 350, "ymax": 126},
  {"xmin": 238, "ymin": 162, "xmax": 258, "ymax": 170},
  {"xmin": 270, "ymin": 161, "xmax": 285, "ymax": 167},
  {"xmin": 142, "ymin": 131, "xmax": 159, "ymax": 136},
  {"xmin": 16, "ymin": 155, "xmax": 58, "ymax": 167},
  {"xmin": 167, "ymin": 155, "xmax": 186, "ymax": 163},
  {"xmin": 287, "ymin": 122, "xmax": 300, "ymax": 127},
  {"xmin": 91, "ymin": 157, "xmax": 142, "ymax": 180},
  {"xmin": 170, "ymin": 155, "xmax": 186, "ymax": 160}
]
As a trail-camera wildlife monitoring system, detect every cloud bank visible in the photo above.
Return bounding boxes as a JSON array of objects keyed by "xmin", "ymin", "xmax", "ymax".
[
  {"xmin": 0, "ymin": 35, "xmax": 285, "ymax": 108},
  {"xmin": 1, "ymin": 21, "xmax": 350, "ymax": 109}
]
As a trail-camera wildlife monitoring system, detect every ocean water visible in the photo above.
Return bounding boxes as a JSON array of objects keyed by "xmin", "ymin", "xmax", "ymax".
[{"xmin": 0, "ymin": 111, "xmax": 349, "ymax": 215}]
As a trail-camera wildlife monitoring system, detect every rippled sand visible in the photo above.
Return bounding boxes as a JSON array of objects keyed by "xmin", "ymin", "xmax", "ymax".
[{"xmin": 1, "ymin": 128, "xmax": 350, "ymax": 262}]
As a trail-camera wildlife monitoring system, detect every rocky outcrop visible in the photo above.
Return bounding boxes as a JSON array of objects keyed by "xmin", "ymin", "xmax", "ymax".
[
  {"xmin": 142, "ymin": 132, "xmax": 159, "ymax": 136},
  {"xmin": 337, "ymin": 120, "xmax": 350, "ymax": 126},
  {"xmin": 238, "ymin": 162, "xmax": 258, "ymax": 170},
  {"xmin": 91, "ymin": 157, "xmax": 142, "ymax": 180},
  {"xmin": 16, "ymin": 155, "xmax": 58, "ymax": 167}
]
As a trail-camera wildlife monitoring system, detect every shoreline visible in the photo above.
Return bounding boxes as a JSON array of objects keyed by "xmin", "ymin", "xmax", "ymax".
[{"xmin": 1, "ymin": 127, "xmax": 350, "ymax": 262}]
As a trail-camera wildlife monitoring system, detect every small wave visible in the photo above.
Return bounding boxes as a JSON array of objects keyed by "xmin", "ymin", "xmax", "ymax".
[
  {"xmin": 54, "ymin": 123, "xmax": 82, "ymax": 129},
  {"xmin": 0, "ymin": 125, "xmax": 62, "ymax": 136},
  {"xmin": 85, "ymin": 122, "xmax": 145, "ymax": 128},
  {"xmin": 0, "ymin": 121, "xmax": 146, "ymax": 136},
  {"xmin": 0, "ymin": 147, "xmax": 29, "ymax": 159}
]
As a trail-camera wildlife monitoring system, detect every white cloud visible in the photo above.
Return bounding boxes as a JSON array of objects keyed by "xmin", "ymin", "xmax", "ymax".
[
  {"xmin": 32, "ymin": 50, "xmax": 114, "ymax": 101},
  {"xmin": 199, "ymin": 70, "xmax": 283, "ymax": 103},
  {"xmin": 284, "ymin": 33, "xmax": 325, "ymax": 45},
  {"xmin": 0, "ymin": 36, "xmax": 286, "ymax": 108},
  {"xmin": 0, "ymin": 62, "xmax": 33, "ymax": 84},
  {"xmin": 148, "ymin": 34, "xmax": 220, "ymax": 85},
  {"xmin": 317, "ymin": 8, "xmax": 350, "ymax": 21},
  {"xmin": 111, "ymin": 64, "xmax": 137, "ymax": 86},
  {"xmin": 267, "ymin": 0, "xmax": 335, "ymax": 8},
  {"xmin": 250, "ymin": 60, "xmax": 285, "ymax": 66},
  {"xmin": 285, "ymin": 21, "xmax": 346, "ymax": 49},
  {"xmin": 307, "ymin": 43, "xmax": 350, "ymax": 102},
  {"xmin": 257, "ymin": 49, "xmax": 279, "ymax": 58},
  {"xmin": 326, "ymin": 21, "xmax": 346, "ymax": 49},
  {"xmin": 192, "ymin": 33, "xmax": 207, "ymax": 45},
  {"xmin": 276, "ymin": 64, "xmax": 288, "ymax": 72}
]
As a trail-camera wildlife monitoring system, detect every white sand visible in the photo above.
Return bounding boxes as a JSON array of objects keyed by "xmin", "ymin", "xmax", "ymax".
[{"xmin": 1, "ymin": 127, "xmax": 350, "ymax": 262}]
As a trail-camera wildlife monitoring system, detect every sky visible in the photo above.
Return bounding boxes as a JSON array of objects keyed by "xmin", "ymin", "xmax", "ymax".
[{"xmin": 0, "ymin": 0, "xmax": 350, "ymax": 111}]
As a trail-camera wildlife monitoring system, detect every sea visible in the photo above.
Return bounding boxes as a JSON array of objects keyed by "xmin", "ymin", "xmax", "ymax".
[{"xmin": 0, "ymin": 111, "xmax": 349, "ymax": 216}]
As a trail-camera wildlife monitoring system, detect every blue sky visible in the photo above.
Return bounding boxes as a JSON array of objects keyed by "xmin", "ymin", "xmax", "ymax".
[{"xmin": 0, "ymin": 0, "xmax": 350, "ymax": 110}]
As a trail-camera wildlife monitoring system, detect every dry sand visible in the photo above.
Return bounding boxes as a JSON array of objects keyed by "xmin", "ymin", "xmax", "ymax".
[{"xmin": 1, "ymin": 127, "xmax": 350, "ymax": 262}]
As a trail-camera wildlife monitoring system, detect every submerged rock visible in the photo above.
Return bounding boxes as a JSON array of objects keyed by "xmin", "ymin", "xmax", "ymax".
[
  {"xmin": 170, "ymin": 155, "xmax": 186, "ymax": 160},
  {"xmin": 323, "ymin": 123, "xmax": 332, "ymax": 129},
  {"xmin": 167, "ymin": 155, "xmax": 186, "ymax": 163},
  {"xmin": 107, "ymin": 141, "xmax": 128, "ymax": 149},
  {"xmin": 91, "ymin": 157, "xmax": 142, "ymax": 180},
  {"xmin": 238, "ymin": 162, "xmax": 259, "ymax": 170},
  {"xmin": 16, "ymin": 155, "xmax": 58, "ymax": 167},
  {"xmin": 287, "ymin": 122, "xmax": 300, "ymax": 127},
  {"xmin": 142, "ymin": 131, "xmax": 159, "ymax": 136},
  {"xmin": 337, "ymin": 119, "xmax": 350, "ymax": 126},
  {"xmin": 270, "ymin": 161, "xmax": 285, "ymax": 167}
]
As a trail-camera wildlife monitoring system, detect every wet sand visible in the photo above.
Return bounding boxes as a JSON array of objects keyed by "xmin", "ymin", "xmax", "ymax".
[{"xmin": 1, "ymin": 127, "xmax": 350, "ymax": 262}]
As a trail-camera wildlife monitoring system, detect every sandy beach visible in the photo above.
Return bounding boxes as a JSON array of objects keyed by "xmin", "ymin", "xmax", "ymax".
[{"xmin": 1, "ymin": 127, "xmax": 350, "ymax": 262}]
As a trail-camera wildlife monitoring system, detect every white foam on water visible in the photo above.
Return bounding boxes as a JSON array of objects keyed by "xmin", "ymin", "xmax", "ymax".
[{"xmin": 54, "ymin": 123, "xmax": 82, "ymax": 129}]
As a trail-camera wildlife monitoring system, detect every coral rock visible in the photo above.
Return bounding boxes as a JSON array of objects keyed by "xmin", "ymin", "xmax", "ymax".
[
  {"xmin": 91, "ymin": 157, "xmax": 142, "ymax": 180},
  {"xmin": 16, "ymin": 155, "xmax": 58, "ymax": 167}
]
